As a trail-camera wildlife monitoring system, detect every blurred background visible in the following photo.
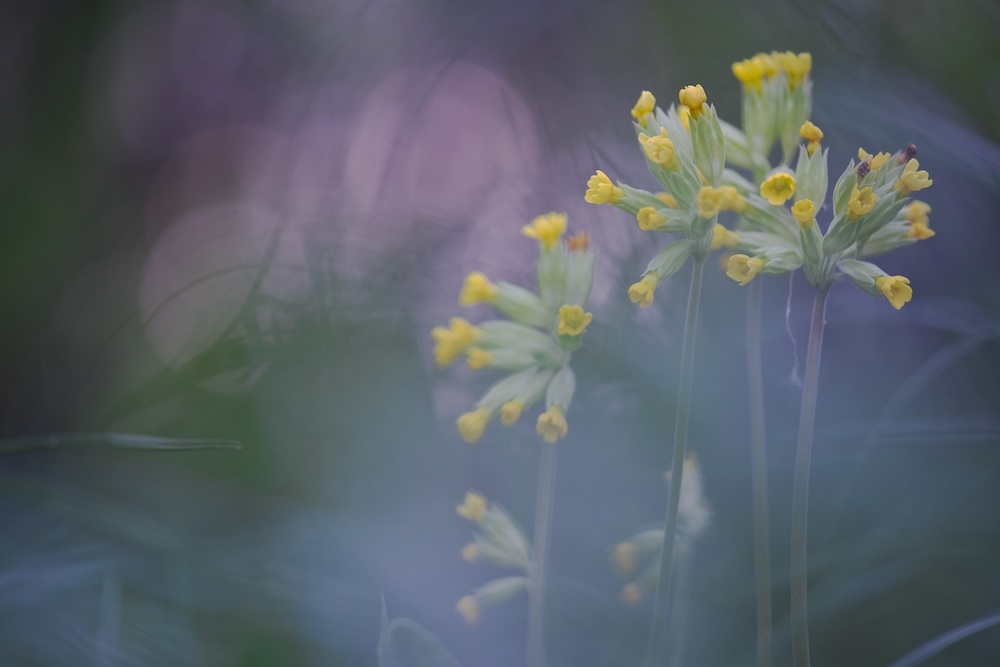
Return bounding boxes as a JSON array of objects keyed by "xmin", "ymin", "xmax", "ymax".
[{"xmin": 2, "ymin": 0, "xmax": 999, "ymax": 665}]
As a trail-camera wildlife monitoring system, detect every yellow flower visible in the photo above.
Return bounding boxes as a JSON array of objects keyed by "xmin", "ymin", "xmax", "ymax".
[
  {"xmin": 585, "ymin": 170, "xmax": 625, "ymax": 205},
  {"xmin": 760, "ymin": 172, "xmax": 796, "ymax": 206},
  {"xmin": 522, "ymin": 211, "xmax": 567, "ymax": 250},
  {"xmin": 638, "ymin": 127, "xmax": 678, "ymax": 169},
  {"xmin": 857, "ymin": 148, "xmax": 890, "ymax": 171},
  {"xmin": 732, "ymin": 56, "xmax": 765, "ymax": 91},
  {"xmin": 456, "ymin": 596, "xmax": 480, "ymax": 625},
  {"xmin": 791, "ymin": 199, "xmax": 816, "ymax": 228},
  {"xmin": 895, "ymin": 158, "xmax": 933, "ymax": 195},
  {"xmin": 800, "ymin": 121, "xmax": 823, "ymax": 143},
  {"xmin": 654, "ymin": 192, "xmax": 678, "ymax": 208},
  {"xmin": 459, "ymin": 271, "xmax": 497, "ymax": 306},
  {"xmin": 456, "ymin": 490, "xmax": 488, "ymax": 521},
  {"xmin": 777, "ymin": 51, "xmax": 812, "ymax": 87},
  {"xmin": 697, "ymin": 186, "xmax": 727, "ymax": 218},
  {"xmin": 619, "ymin": 584, "xmax": 642, "ymax": 606},
  {"xmin": 719, "ymin": 185, "xmax": 747, "ymax": 213},
  {"xmin": 710, "ymin": 223, "xmax": 740, "ymax": 250},
  {"xmin": 847, "ymin": 185, "xmax": 877, "ymax": 220},
  {"xmin": 456, "ymin": 407, "xmax": 490, "ymax": 443},
  {"xmin": 636, "ymin": 206, "xmax": 666, "ymax": 231},
  {"xmin": 566, "ymin": 232, "xmax": 589, "ymax": 252},
  {"xmin": 465, "ymin": 347, "xmax": 493, "ymax": 370},
  {"xmin": 628, "ymin": 273, "xmax": 659, "ymax": 308},
  {"xmin": 631, "ymin": 90, "xmax": 656, "ymax": 127},
  {"xmin": 557, "ymin": 304, "xmax": 593, "ymax": 336},
  {"xmin": 431, "ymin": 318, "xmax": 483, "ymax": 368},
  {"xmin": 611, "ymin": 542, "xmax": 638, "ymax": 576},
  {"xmin": 460, "ymin": 543, "xmax": 478, "ymax": 562},
  {"xmin": 759, "ymin": 52, "xmax": 780, "ymax": 77},
  {"xmin": 678, "ymin": 84, "xmax": 707, "ymax": 118},
  {"xmin": 500, "ymin": 399, "xmax": 525, "ymax": 426},
  {"xmin": 903, "ymin": 201, "xmax": 934, "ymax": 239},
  {"xmin": 875, "ymin": 275, "xmax": 913, "ymax": 310},
  {"xmin": 536, "ymin": 405, "xmax": 568, "ymax": 444},
  {"xmin": 726, "ymin": 254, "xmax": 766, "ymax": 286}
]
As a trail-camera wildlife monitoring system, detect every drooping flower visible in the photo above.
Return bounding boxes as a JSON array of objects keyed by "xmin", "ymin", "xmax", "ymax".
[
  {"xmin": 726, "ymin": 254, "xmax": 766, "ymax": 286},
  {"xmin": 875, "ymin": 275, "xmax": 913, "ymax": 310},
  {"xmin": 895, "ymin": 158, "xmax": 933, "ymax": 195},
  {"xmin": 456, "ymin": 596, "xmax": 480, "ymax": 625},
  {"xmin": 431, "ymin": 318, "xmax": 483, "ymax": 368},
  {"xmin": 536, "ymin": 405, "xmax": 568, "ymax": 444},
  {"xmin": 636, "ymin": 206, "xmax": 666, "ymax": 231},
  {"xmin": 584, "ymin": 170, "xmax": 625, "ymax": 204},
  {"xmin": 697, "ymin": 186, "xmax": 727, "ymax": 218},
  {"xmin": 457, "ymin": 407, "xmax": 491, "ymax": 443},
  {"xmin": 522, "ymin": 211, "xmax": 567, "ymax": 250},
  {"xmin": 760, "ymin": 172, "xmax": 796, "ymax": 206},
  {"xmin": 628, "ymin": 273, "xmax": 659, "ymax": 308},
  {"xmin": 903, "ymin": 201, "xmax": 934, "ymax": 240},
  {"xmin": 459, "ymin": 271, "xmax": 498, "ymax": 306},
  {"xmin": 710, "ymin": 223, "xmax": 740, "ymax": 249},
  {"xmin": 631, "ymin": 90, "xmax": 656, "ymax": 128},
  {"xmin": 557, "ymin": 305, "xmax": 593, "ymax": 336},
  {"xmin": 500, "ymin": 399, "xmax": 525, "ymax": 426},
  {"xmin": 456, "ymin": 490, "xmax": 488, "ymax": 521}
]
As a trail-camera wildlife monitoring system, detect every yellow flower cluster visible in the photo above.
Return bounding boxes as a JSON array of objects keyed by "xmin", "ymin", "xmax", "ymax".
[
  {"xmin": 431, "ymin": 318, "xmax": 483, "ymax": 368},
  {"xmin": 522, "ymin": 212, "xmax": 568, "ymax": 250},
  {"xmin": 732, "ymin": 51, "xmax": 811, "ymax": 90}
]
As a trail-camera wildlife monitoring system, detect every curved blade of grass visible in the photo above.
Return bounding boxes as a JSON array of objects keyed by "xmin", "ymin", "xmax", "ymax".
[
  {"xmin": 0, "ymin": 432, "xmax": 242, "ymax": 456},
  {"xmin": 888, "ymin": 609, "xmax": 1000, "ymax": 667}
]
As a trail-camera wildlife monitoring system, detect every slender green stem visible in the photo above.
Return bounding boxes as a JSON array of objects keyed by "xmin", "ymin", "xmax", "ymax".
[
  {"xmin": 791, "ymin": 288, "xmax": 828, "ymax": 667},
  {"xmin": 528, "ymin": 441, "xmax": 558, "ymax": 667},
  {"xmin": 746, "ymin": 278, "xmax": 772, "ymax": 667},
  {"xmin": 645, "ymin": 255, "xmax": 706, "ymax": 667}
]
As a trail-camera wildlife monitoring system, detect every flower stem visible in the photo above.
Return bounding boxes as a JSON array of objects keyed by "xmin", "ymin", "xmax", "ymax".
[
  {"xmin": 746, "ymin": 278, "xmax": 773, "ymax": 667},
  {"xmin": 791, "ymin": 288, "xmax": 828, "ymax": 667},
  {"xmin": 528, "ymin": 441, "xmax": 558, "ymax": 667},
  {"xmin": 645, "ymin": 255, "xmax": 706, "ymax": 667}
]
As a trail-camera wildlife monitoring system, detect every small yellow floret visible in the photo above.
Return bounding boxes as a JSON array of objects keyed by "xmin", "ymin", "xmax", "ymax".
[
  {"xmin": 557, "ymin": 304, "xmax": 593, "ymax": 336},
  {"xmin": 619, "ymin": 584, "xmax": 642, "ymax": 606},
  {"xmin": 654, "ymin": 192, "xmax": 678, "ymax": 208},
  {"xmin": 536, "ymin": 405, "xmax": 568, "ymax": 444},
  {"xmin": 875, "ymin": 275, "xmax": 913, "ymax": 310},
  {"xmin": 697, "ymin": 186, "xmax": 727, "ymax": 219},
  {"xmin": 522, "ymin": 211, "xmax": 567, "ymax": 250},
  {"xmin": 732, "ymin": 56, "xmax": 765, "ymax": 91},
  {"xmin": 710, "ymin": 223, "xmax": 740, "ymax": 250},
  {"xmin": 585, "ymin": 170, "xmax": 624, "ymax": 205},
  {"xmin": 777, "ymin": 51, "xmax": 812, "ymax": 87},
  {"xmin": 611, "ymin": 542, "xmax": 637, "ymax": 576},
  {"xmin": 638, "ymin": 127, "xmax": 678, "ymax": 169},
  {"xmin": 456, "ymin": 596, "xmax": 480, "ymax": 625},
  {"xmin": 903, "ymin": 201, "xmax": 934, "ymax": 239},
  {"xmin": 500, "ymin": 399, "xmax": 525, "ymax": 426},
  {"xmin": 847, "ymin": 185, "xmax": 877, "ymax": 220},
  {"xmin": 628, "ymin": 273, "xmax": 659, "ymax": 308},
  {"xmin": 459, "ymin": 271, "xmax": 497, "ymax": 306},
  {"xmin": 631, "ymin": 90, "xmax": 656, "ymax": 127},
  {"xmin": 678, "ymin": 84, "xmax": 707, "ymax": 118},
  {"xmin": 719, "ymin": 185, "xmax": 747, "ymax": 213},
  {"xmin": 566, "ymin": 232, "xmax": 589, "ymax": 252},
  {"xmin": 726, "ymin": 254, "xmax": 766, "ymax": 286},
  {"xmin": 895, "ymin": 158, "xmax": 933, "ymax": 195},
  {"xmin": 800, "ymin": 121, "xmax": 823, "ymax": 143},
  {"xmin": 791, "ymin": 199, "xmax": 816, "ymax": 228},
  {"xmin": 857, "ymin": 148, "xmax": 891, "ymax": 171},
  {"xmin": 760, "ymin": 173, "xmax": 796, "ymax": 206},
  {"xmin": 431, "ymin": 318, "xmax": 483, "ymax": 368},
  {"xmin": 636, "ymin": 206, "xmax": 667, "ymax": 232},
  {"xmin": 456, "ymin": 407, "xmax": 490, "ymax": 444},
  {"xmin": 465, "ymin": 347, "xmax": 493, "ymax": 370},
  {"xmin": 456, "ymin": 490, "xmax": 488, "ymax": 521}
]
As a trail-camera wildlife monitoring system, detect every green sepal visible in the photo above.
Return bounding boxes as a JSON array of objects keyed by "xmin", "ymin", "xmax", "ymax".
[
  {"xmin": 837, "ymin": 258, "xmax": 886, "ymax": 298},
  {"xmin": 647, "ymin": 238, "xmax": 695, "ymax": 280},
  {"xmin": 493, "ymin": 282, "xmax": 553, "ymax": 329},
  {"xmin": 794, "ymin": 145, "xmax": 829, "ymax": 206},
  {"xmin": 545, "ymin": 366, "xmax": 576, "ymax": 410}
]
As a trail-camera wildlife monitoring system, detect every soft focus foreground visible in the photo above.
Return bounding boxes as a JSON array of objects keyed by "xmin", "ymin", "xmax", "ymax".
[{"xmin": 2, "ymin": 1, "xmax": 999, "ymax": 666}]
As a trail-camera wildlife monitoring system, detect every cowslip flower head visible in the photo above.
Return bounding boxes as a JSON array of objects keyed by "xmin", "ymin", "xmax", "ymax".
[
  {"xmin": 678, "ymin": 84, "xmax": 707, "ymax": 118},
  {"xmin": 791, "ymin": 199, "xmax": 816, "ymax": 228},
  {"xmin": 726, "ymin": 254, "xmax": 766, "ymax": 286},
  {"xmin": 628, "ymin": 273, "xmax": 659, "ymax": 308},
  {"xmin": 631, "ymin": 90, "xmax": 656, "ymax": 127},
  {"xmin": 557, "ymin": 304, "xmax": 592, "ymax": 336},
  {"xmin": 465, "ymin": 347, "xmax": 493, "ymax": 370},
  {"xmin": 697, "ymin": 186, "xmax": 727, "ymax": 218},
  {"xmin": 876, "ymin": 275, "xmax": 912, "ymax": 310},
  {"xmin": 456, "ymin": 596, "xmax": 480, "ymax": 625},
  {"xmin": 636, "ymin": 206, "xmax": 666, "ymax": 231},
  {"xmin": 760, "ymin": 172, "xmax": 796, "ymax": 206},
  {"xmin": 903, "ymin": 201, "xmax": 934, "ymax": 239},
  {"xmin": 710, "ymin": 223, "xmax": 740, "ymax": 250},
  {"xmin": 500, "ymin": 399, "xmax": 525, "ymax": 426},
  {"xmin": 456, "ymin": 490, "xmax": 488, "ymax": 521},
  {"xmin": 522, "ymin": 211, "xmax": 567, "ymax": 250},
  {"xmin": 585, "ymin": 170, "xmax": 624, "ymax": 204},
  {"xmin": 459, "ymin": 271, "xmax": 498, "ymax": 306},
  {"xmin": 536, "ymin": 405, "xmax": 568, "ymax": 443},
  {"xmin": 847, "ymin": 185, "xmax": 877, "ymax": 220},
  {"xmin": 895, "ymin": 158, "xmax": 933, "ymax": 195},
  {"xmin": 638, "ymin": 127, "xmax": 678, "ymax": 169},
  {"xmin": 431, "ymin": 318, "xmax": 483, "ymax": 368},
  {"xmin": 457, "ymin": 407, "xmax": 491, "ymax": 443}
]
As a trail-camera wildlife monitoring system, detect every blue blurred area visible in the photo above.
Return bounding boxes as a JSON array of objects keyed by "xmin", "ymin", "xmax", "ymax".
[{"xmin": 1, "ymin": 0, "xmax": 999, "ymax": 665}]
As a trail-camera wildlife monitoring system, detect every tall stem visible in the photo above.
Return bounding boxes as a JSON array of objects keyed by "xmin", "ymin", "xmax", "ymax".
[
  {"xmin": 528, "ymin": 441, "xmax": 558, "ymax": 667},
  {"xmin": 791, "ymin": 288, "xmax": 828, "ymax": 667},
  {"xmin": 746, "ymin": 278, "xmax": 772, "ymax": 667},
  {"xmin": 645, "ymin": 255, "xmax": 706, "ymax": 667}
]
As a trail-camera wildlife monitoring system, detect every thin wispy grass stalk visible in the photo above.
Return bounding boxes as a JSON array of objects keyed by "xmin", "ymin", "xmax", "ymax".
[
  {"xmin": 746, "ymin": 278, "xmax": 772, "ymax": 667},
  {"xmin": 528, "ymin": 442, "xmax": 558, "ymax": 667},
  {"xmin": 645, "ymin": 254, "xmax": 706, "ymax": 667},
  {"xmin": 791, "ymin": 288, "xmax": 828, "ymax": 667}
]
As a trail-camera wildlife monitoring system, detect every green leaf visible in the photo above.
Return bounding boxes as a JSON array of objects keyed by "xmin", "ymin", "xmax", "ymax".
[
  {"xmin": 0, "ymin": 432, "xmax": 242, "ymax": 456},
  {"xmin": 378, "ymin": 618, "xmax": 462, "ymax": 667}
]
